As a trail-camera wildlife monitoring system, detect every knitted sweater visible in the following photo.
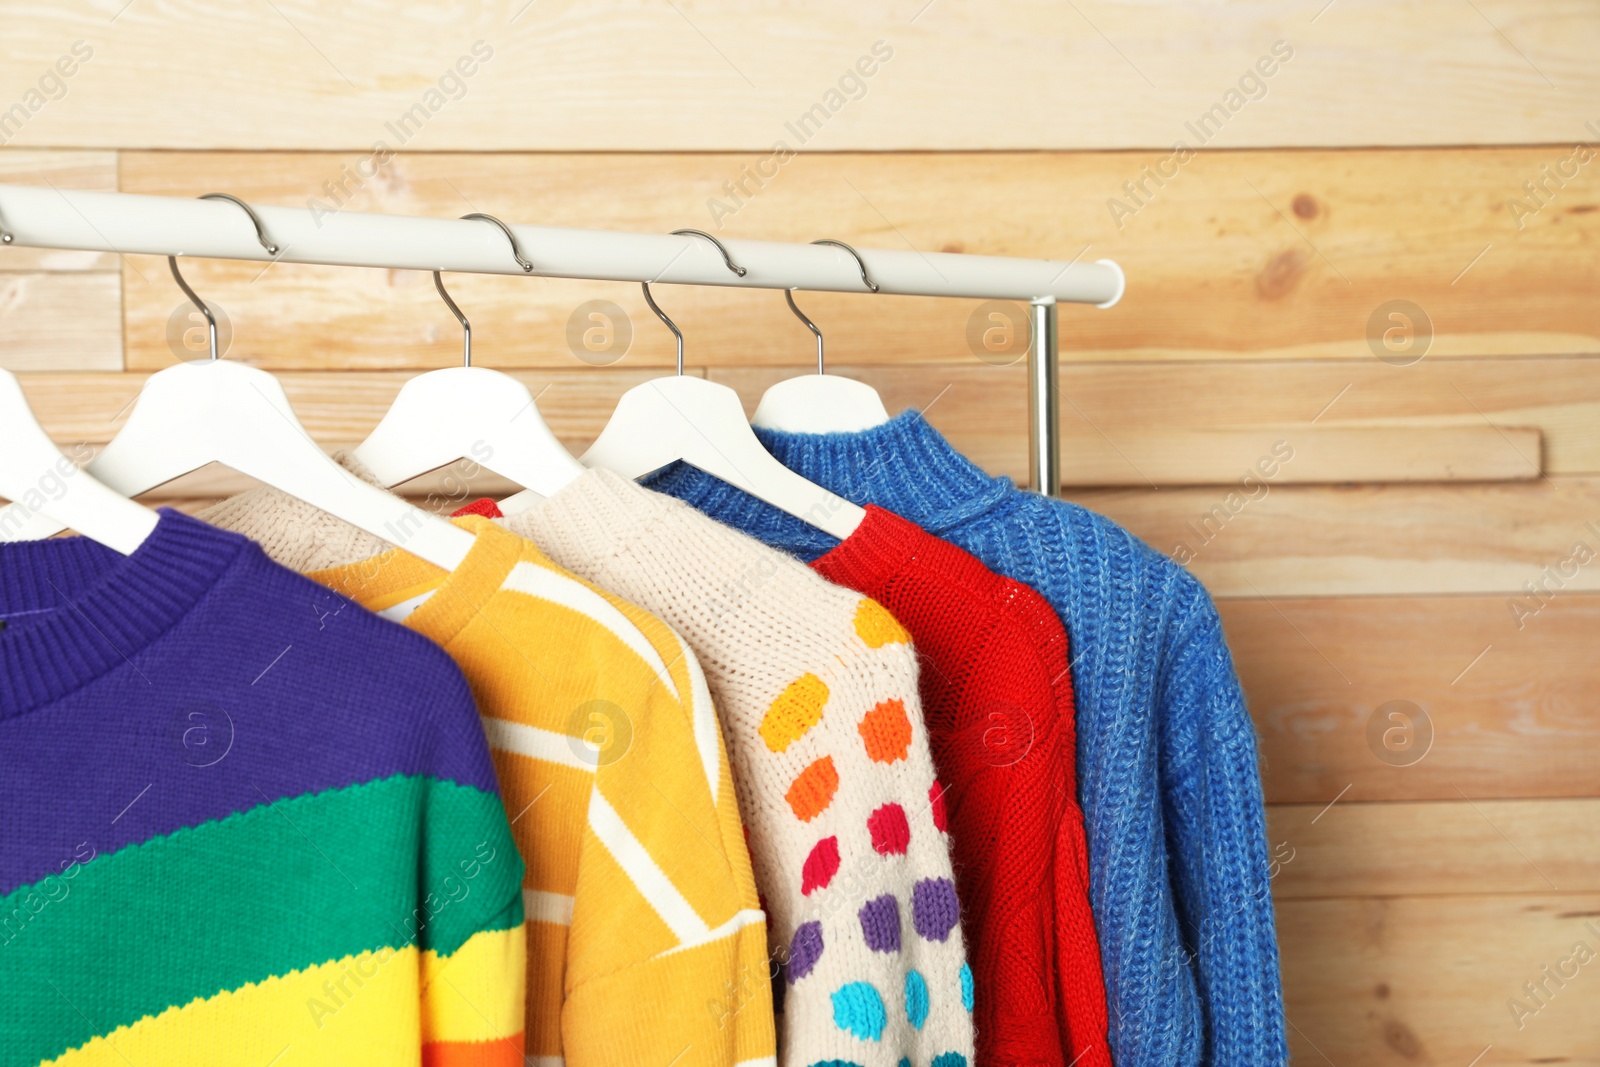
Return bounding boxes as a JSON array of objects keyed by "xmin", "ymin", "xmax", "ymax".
[
  {"xmin": 199, "ymin": 494, "xmax": 775, "ymax": 1067},
  {"xmin": 646, "ymin": 411, "xmax": 1287, "ymax": 1067},
  {"xmin": 810, "ymin": 504, "xmax": 1110, "ymax": 1067},
  {"xmin": 500, "ymin": 469, "xmax": 976, "ymax": 1067},
  {"xmin": 0, "ymin": 510, "xmax": 526, "ymax": 1066}
]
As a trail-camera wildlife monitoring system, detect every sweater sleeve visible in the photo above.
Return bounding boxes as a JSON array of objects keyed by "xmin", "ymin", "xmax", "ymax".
[
  {"xmin": 562, "ymin": 630, "xmax": 776, "ymax": 1067},
  {"xmin": 414, "ymin": 670, "xmax": 531, "ymax": 1065},
  {"xmin": 1157, "ymin": 584, "xmax": 1288, "ymax": 1066}
]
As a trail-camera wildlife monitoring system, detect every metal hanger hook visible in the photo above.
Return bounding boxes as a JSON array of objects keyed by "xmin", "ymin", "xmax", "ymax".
[
  {"xmin": 200, "ymin": 193, "xmax": 280, "ymax": 256},
  {"xmin": 640, "ymin": 282, "xmax": 685, "ymax": 376},
  {"xmin": 0, "ymin": 201, "xmax": 13, "ymax": 245},
  {"xmin": 167, "ymin": 255, "xmax": 219, "ymax": 363},
  {"xmin": 812, "ymin": 238, "xmax": 879, "ymax": 293},
  {"xmin": 784, "ymin": 290, "xmax": 824, "ymax": 374},
  {"xmin": 435, "ymin": 213, "xmax": 537, "ymax": 368},
  {"xmin": 645, "ymin": 229, "xmax": 746, "ymax": 375},
  {"xmin": 462, "ymin": 212, "xmax": 535, "ymax": 273},
  {"xmin": 670, "ymin": 229, "xmax": 747, "ymax": 278},
  {"xmin": 433, "ymin": 272, "xmax": 472, "ymax": 367},
  {"xmin": 166, "ymin": 193, "xmax": 279, "ymax": 362}
]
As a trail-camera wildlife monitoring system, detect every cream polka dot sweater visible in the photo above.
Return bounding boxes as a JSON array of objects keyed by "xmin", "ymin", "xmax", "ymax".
[{"xmin": 505, "ymin": 469, "xmax": 976, "ymax": 1067}]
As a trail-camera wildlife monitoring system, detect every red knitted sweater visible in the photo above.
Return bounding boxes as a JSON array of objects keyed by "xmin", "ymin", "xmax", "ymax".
[{"xmin": 811, "ymin": 505, "xmax": 1111, "ymax": 1067}]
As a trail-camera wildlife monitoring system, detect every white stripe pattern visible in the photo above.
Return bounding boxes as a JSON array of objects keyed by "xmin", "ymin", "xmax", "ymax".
[
  {"xmin": 522, "ymin": 888, "xmax": 576, "ymax": 926},
  {"xmin": 587, "ymin": 791, "xmax": 710, "ymax": 943},
  {"xmin": 662, "ymin": 908, "xmax": 767, "ymax": 956},
  {"xmin": 500, "ymin": 560, "xmax": 678, "ymax": 698},
  {"xmin": 482, "ymin": 716, "xmax": 597, "ymax": 773},
  {"xmin": 679, "ymin": 633, "xmax": 722, "ymax": 805}
]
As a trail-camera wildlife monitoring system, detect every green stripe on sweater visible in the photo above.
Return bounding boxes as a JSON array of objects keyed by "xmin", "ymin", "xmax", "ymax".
[{"xmin": 0, "ymin": 774, "xmax": 523, "ymax": 1067}]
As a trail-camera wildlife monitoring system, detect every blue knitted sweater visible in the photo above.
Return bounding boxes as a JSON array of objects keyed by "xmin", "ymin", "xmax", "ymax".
[{"xmin": 646, "ymin": 410, "xmax": 1286, "ymax": 1067}]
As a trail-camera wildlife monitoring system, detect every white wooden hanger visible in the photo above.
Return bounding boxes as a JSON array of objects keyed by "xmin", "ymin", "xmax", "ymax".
[
  {"xmin": 355, "ymin": 213, "xmax": 584, "ymax": 500},
  {"xmin": 0, "ymin": 195, "xmax": 473, "ymax": 570},
  {"xmin": 0, "ymin": 368, "xmax": 160, "ymax": 555},
  {"xmin": 751, "ymin": 239, "xmax": 890, "ymax": 434},
  {"xmin": 572, "ymin": 230, "xmax": 865, "ymax": 540}
]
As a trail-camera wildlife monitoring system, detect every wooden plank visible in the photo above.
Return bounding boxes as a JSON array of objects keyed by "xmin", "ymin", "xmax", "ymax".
[
  {"xmin": 715, "ymin": 363, "xmax": 1548, "ymax": 485},
  {"xmin": 1268, "ymin": 799, "xmax": 1600, "ymax": 899},
  {"xmin": 0, "ymin": 272, "xmax": 120, "ymax": 369},
  {"xmin": 116, "ymin": 148, "xmax": 1600, "ymax": 369},
  {"xmin": 1279, "ymin": 895, "xmax": 1600, "ymax": 1066},
  {"xmin": 1228, "ymin": 593, "xmax": 1600, "ymax": 805},
  {"xmin": 1072, "ymin": 476, "xmax": 1600, "ymax": 598},
  {"xmin": 0, "ymin": 149, "xmax": 119, "ymax": 270},
  {"xmin": 3, "ymin": 3, "xmax": 1595, "ymax": 149}
]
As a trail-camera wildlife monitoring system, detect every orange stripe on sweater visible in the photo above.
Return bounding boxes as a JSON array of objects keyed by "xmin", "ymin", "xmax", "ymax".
[{"xmin": 422, "ymin": 1032, "xmax": 525, "ymax": 1066}]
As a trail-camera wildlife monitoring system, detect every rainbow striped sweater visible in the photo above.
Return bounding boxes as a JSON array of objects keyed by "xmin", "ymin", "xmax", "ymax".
[{"xmin": 0, "ymin": 511, "xmax": 527, "ymax": 1066}]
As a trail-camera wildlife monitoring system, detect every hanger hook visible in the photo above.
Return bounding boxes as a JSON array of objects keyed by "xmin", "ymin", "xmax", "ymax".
[
  {"xmin": 0, "ymin": 201, "xmax": 12, "ymax": 244},
  {"xmin": 168, "ymin": 256, "xmax": 219, "ymax": 363},
  {"xmin": 166, "ymin": 193, "xmax": 279, "ymax": 362},
  {"xmin": 811, "ymin": 238, "xmax": 879, "ymax": 293},
  {"xmin": 670, "ymin": 228, "xmax": 748, "ymax": 278},
  {"xmin": 434, "ymin": 213, "xmax": 537, "ymax": 368},
  {"xmin": 462, "ymin": 212, "xmax": 535, "ymax": 273},
  {"xmin": 784, "ymin": 290, "xmax": 824, "ymax": 375},
  {"xmin": 640, "ymin": 281, "xmax": 685, "ymax": 376},
  {"xmin": 200, "ymin": 193, "xmax": 280, "ymax": 256},
  {"xmin": 433, "ymin": 271, "xmax": 472, "ymax": 368},
  {"xmin": 644, "ymin": 229, "xmax": 746, "ymax": 375}
]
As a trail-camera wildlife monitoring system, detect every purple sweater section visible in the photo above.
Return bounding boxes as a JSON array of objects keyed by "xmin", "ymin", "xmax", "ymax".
[{"xmin": 0, "ymin": 509, "xmax": 499, "ymax": 896}]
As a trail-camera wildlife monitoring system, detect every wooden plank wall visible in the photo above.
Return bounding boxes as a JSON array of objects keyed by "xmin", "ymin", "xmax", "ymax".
[{"xmin": 4, "ymin": 4, "xmax": 1600, "ymax": 1063}]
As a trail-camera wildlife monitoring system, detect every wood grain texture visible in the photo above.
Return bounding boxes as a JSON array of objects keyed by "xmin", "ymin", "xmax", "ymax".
[
  {"xmin": 1268, "ymin": 799, "xmax": 1600, "ymax": 898},
  {"xmin": 2, "ymin": 2, "xmax": 1595, "ymax": 149},
  {"xmin": 0, "ymin": 272, "xmax": 120, "ymax": 369},
  {"xmin": 1228, "ymin": 592, "xmax": 1600, "ymax": 805},
  {"xmin": 114, "ymin": 148, "xmax": 1600, "ymax": 369},
  {"xmin": 1279, "ymin": 894, "xmax": 1600, "ymax": 1065},
  {"xmin": 716, "ymin": 362, "xmax": 1565, "ymax": 484},
  {"xmin": 1073, "ymin": 476, "xmax": 1600, "ymax": 598}
]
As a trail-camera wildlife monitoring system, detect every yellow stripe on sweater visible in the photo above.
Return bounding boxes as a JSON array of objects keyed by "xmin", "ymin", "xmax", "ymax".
[{"xmin": 46, "ymin": 928, "xmax": 524, "ymax": 1066}]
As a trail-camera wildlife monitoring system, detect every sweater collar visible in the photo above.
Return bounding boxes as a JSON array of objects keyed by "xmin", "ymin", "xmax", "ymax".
[
  {"xmin": 0, "ymin": 509, "xmax": 249, "ymax": 720},
  {"xmin": 643, "ymin": 410, "xmax": 1014, "ymax": 556}
]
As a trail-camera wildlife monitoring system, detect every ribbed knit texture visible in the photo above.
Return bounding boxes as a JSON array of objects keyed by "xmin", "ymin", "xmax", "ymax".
[
  {"xmin": 646, "ymin": 411, "xmax": 1288, "ymax": 1067},
  {"xmin": 0, "ymin": 510, "xmax": 527, "ymax": 1067},
  {"xmin": 811, "ymin": 504, "xmax": 1110, "ymax": 1067},
  {"xmin": 200, "ymin": 492, "xmax": 776, "ymax": 1067},
  {"xmin": 499, "ymin": 469, "xmax": 976, "ymax": 1067}
]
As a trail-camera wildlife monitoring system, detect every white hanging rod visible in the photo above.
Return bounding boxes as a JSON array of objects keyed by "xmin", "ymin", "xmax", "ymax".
[{"xmin": 0, "ymin": 184, "xmax": 1123, "ymax": 307}]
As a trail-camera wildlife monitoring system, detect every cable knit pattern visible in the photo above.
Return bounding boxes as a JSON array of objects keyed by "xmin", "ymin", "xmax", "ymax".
[
  {"xmin": 645, "ymin": 411, "xmax": 1287, "ymax": 1067},
  {"xmin": 502, "ymin": 469, "xmax": 976, "ymax": 1067}
]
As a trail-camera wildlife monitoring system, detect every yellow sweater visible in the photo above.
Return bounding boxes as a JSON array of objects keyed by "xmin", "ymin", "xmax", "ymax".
[{"xmin": 302, "ymin": 516, "xmax": 775, "ymax": 1067}]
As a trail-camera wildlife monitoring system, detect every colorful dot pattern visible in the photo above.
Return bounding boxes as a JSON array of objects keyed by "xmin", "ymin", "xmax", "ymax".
[
  {"xmin": 786, "ymin": 756, "xmax": 840, "ymax": 822},
  {"xmin": 761, "ymin": 672, "xmax": 830, "ymax": 752},
  {"xmin": 832, "ymin": 982, "xmax": 888, "ymax": 1041},
  {"xmin": 853, "ymin": 599, "xmax": 910, "ymax": 648},
  {"xmin": 858, "ymin": 698, "xmax": 912, "ymax": 764},
  {"xmin": 772, "ymin": 599, "xmax": 972, "ymax": 1065}
]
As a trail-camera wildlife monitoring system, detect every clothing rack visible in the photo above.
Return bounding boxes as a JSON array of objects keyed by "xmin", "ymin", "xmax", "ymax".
[{"xmin": 0, "ymin": 183, "xmax": 1124, "ymax": 497}]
